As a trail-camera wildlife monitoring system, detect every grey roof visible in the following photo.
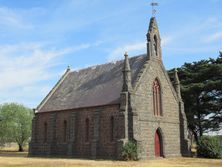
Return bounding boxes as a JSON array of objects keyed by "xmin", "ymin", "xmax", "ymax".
[{"xmin": 38, "ymin": 54, "xmax": 147, "ymax": 113}]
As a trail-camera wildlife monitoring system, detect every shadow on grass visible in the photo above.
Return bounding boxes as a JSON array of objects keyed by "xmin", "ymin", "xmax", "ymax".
[
  {"xmin": 28, "ymin": 154, "xmax": 121, "ymax": 162},
  {"xmin": 0, "ymin": 150, "xmax": 28, "ymax": 158},
  {"xmin": 0, "ymin": 150, "xmax": 119, "ymax": 162}
]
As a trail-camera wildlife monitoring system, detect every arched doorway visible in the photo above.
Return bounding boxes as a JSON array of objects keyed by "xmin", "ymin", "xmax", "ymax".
[{"xmin": 154, "ymin": 129, "xmax": 163, "ymax": 157}]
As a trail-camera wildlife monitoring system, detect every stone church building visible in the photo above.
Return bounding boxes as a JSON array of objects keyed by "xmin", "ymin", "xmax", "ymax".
[{"xmin": 29, "ymin": 17, "xmax": 189, "ymax": 159}]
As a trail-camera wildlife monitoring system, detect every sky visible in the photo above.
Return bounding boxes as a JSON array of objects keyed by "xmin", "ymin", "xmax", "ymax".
[{"xmin": 0, "ymin": 0, "xmax": 221, "ymax": 109}]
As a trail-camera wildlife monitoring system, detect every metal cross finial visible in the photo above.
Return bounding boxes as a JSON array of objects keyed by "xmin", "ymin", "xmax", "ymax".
[{"xmin": 151, "ymin": 0, "xmax": 158, "ymax": 17}]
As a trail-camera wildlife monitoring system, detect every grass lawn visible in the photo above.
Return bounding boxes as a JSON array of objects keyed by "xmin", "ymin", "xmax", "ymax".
[{"xmin": 0, "ymin": 151, "xmax": 222, "ymax": 167}]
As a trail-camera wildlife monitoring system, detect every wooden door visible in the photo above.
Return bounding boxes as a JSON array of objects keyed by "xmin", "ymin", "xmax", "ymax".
[{"xmin": 155, "ymin": 131, "xmax": 161, "ymax": 157}]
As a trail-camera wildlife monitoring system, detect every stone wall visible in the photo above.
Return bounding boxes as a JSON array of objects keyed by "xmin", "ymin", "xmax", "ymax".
[
  {"xmin": 29, "ymin": 104, "xmax": 122, "ymax": 159},
  {"xmin": 132, "ymin": 59, "xmax": 181, "ymax": 159}
]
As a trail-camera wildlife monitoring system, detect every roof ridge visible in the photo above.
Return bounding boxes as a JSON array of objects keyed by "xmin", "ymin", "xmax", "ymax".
[{"xmin": 70, "ymin": 54, "xmax": 147, "ymax": 73}]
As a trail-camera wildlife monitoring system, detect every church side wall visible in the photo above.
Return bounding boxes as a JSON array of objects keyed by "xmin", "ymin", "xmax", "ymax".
[
  {"xmin": 133, "ymin": 60, "xmax": 181, "ymax": 159},
  {"xmin": 29, "ymin": 104, "xmax": 122, "ymax": 159}
]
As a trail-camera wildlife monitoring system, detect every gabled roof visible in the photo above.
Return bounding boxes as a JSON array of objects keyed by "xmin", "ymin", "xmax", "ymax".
[{"xmin": 37, "ymin": 54, "xmax": 147, "ymax": 113}]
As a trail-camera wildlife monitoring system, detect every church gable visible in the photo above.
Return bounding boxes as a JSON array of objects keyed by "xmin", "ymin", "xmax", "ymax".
[
  {"xmin": 133, "ymin": 17, "xmax": 178, "ymax": 103},
  {"xmin": 134, "ymin": 60, "xmax": 179, "ymax": 118},
  {"xmin": 129, "ymin": 17, "xmax": 185, "ymax": 159}
]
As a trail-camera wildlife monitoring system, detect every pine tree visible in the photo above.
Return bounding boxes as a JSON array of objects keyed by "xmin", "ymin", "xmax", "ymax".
[{"xmin": 169, "ymin": 52, "xmax": 222, "ymax": 143}]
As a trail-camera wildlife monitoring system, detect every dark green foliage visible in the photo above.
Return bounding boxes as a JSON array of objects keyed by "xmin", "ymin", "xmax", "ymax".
[
  {"xmin": 121, "ymin": 140, "xmax": 138, "ymax": 161},
  {"xmin": 0, "ymin": 103, "xmax": 33, "ymax": 151},
  {"xmin": 169, "ymin": 52, "xmax": 222, "ymax": 143},
  {"xmin": 197, "ymin": 136, "xmax": 222, "ymax": 159}
]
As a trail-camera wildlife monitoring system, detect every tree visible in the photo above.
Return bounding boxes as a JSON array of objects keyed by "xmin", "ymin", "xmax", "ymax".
[
  {"xmin": 0, "ymin": 103, "xmax": 33, "ymax": 151},
  {"xmin": 169, "ymin": 53, "xmax": 222, "ymax": 143}
]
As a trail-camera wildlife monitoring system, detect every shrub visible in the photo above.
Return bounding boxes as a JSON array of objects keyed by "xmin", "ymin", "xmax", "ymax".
[
  {"xmin": 197, "ymin": 136, "xmax": 222, "ymax": 159},
  {"xmin": 121, "ymin": 140, "xmax": 138, "ymax": 161}
]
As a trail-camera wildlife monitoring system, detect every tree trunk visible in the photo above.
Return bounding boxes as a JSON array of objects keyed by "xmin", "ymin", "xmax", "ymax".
[
  {"xmin": 18, "ymin": 144, "xmax": 24, "ymax": 152},
  {"xmin": 197, "ymin": 111, "xmax": 203, "ymax": 138},
  {"xmin": 193, "ymin": 130, "xmax": 199, "ymax": 145},
  {"xmin": 189, "ymin": 126, "xmax": 199, "ymax": 145},
  {"xmin": 196, "ymin": 97, "xmax": 203, "ymax": 139}
]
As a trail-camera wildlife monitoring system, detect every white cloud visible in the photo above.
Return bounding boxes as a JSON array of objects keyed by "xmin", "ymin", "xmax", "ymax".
[
  {"xmin": 107, "ymin": 42, "xmax": 146, "ymax": 61},
  {"xmin": 204, "ymin": 32, "xmax": 222, "ymax": 43},
  {"xmin": 0, "ymin": 41, "xmax": 103, "ymax": 90},
  {"xmin": 0, "ymin": 41, "xmax": 101, "ymax": 107},
  {"xmin": 159, "ymin": 17, "xmax": 222, "ymax": 57},
  {"xmin": 0, "ymin": 43, "xmax": 63, "ymax": 89},
  {"xmin": 107, "ymin": 36, "xmax": 174, "ymax": 61},
  {"xmin": 161, "ymin": 36, "xmax": 174, "ymax": 47},
  {"xmin": 0, "ymin": 6, "xmax": 31, "ymax": 29},
  {"xmin": 165, "ymin": 46, "xmax": 220, "ymax": 55}
]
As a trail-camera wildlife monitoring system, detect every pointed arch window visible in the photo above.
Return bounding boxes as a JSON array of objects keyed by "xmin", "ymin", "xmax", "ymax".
[
  {"xmin": 154, "ymin": 35, "xmax": 158, "ymax": 56},
  {"xmin": 63, "ymin": 120, "xmax": 67, "ymax": 142},
  {"xmin": 153, "ymin": 78, "xmax": 162, "ymax": 116},
  {"xmin": 44, "ymin": 122, "xmax": 47, "ymax": 143},
  {"xmin": 110, "ymin": 116, "xmax": 114, "ymax": 142},
  {"xmin": 85, "ymin": 118, "xmax": 89, "ymax": 142}
]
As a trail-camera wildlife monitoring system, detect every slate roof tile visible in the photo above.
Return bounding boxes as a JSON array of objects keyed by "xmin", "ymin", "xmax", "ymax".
[{"xmin": 39, "ymin": 54, "xmax": 147, "ymax": 112}]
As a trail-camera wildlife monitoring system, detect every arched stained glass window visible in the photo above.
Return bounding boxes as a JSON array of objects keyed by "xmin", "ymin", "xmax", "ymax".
[{"xmin": 153, "ymin": 78, "xmax": 162, "ymax": 116}]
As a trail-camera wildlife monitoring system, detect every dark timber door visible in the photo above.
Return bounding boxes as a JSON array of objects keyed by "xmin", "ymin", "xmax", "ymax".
[{"xmin": 155, "ymin": 130, "xmax": 161, "ymax": 157}]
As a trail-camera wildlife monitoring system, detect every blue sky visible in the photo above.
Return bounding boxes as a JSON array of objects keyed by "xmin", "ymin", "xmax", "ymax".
[{"xmin": 0, "ymin": 0, "xmax": 221, "ymax": 108}]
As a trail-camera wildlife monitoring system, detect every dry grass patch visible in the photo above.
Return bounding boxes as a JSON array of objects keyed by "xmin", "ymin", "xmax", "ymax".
[
  {"xmin": 0, "ymin": 144, "xmax": 28, "ymax": 152},
  {"xmin": 0, "ymin": 151, "xmax": 221, "ymax": 167}
]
